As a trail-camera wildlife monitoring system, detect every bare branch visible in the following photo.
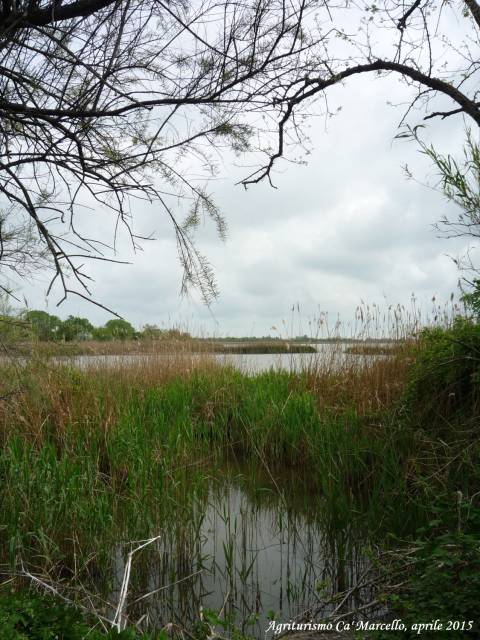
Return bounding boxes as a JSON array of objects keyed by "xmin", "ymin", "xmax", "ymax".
[{"xmin": 0, "ymin": 0, "xmax": 478, "ymax": 309}]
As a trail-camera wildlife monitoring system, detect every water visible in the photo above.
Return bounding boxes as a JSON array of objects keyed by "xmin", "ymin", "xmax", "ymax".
[
  {"xmin": 10, "ymin": 343, "xmax": 384, "ymax": 632},
  {"xmin": 57, "ymin": 343, "xmax": 386, "ymax": 374},
  {"xmin": 107, "ymin": 466, "xmax": 370, "ymax": 636}
]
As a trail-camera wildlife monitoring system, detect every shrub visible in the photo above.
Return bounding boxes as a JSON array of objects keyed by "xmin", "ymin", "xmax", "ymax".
[
  {"xmin": 404, "ymin": 318, "xmax": 480, "ymax": 434},
  {"xmin": 367, "ymin": 501, "xmax": 480, "ymax": 639},
  {"xmin": 0, "ymin": 590, "xmax": 164, "ymax": 639}
]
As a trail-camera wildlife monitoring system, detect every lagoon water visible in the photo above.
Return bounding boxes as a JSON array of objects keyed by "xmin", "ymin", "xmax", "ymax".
[
  {"xmin": 107, "ymin": 466, "xmax": 370, "ymax": 635},
  {"xmin": 60, "ymin": 342, "xmax": 382, "ymax": 374},
  {"xmin": 47, "ymin": 344, "xmax": 380, "ymax": 633}
]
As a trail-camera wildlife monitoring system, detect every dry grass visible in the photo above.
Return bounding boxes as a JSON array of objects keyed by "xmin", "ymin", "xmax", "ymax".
[
  {"xmin": 0, "ymin": 332, "xmax": 416, "ymax": 447},
  {"xmin": 0, "ymin": 302, "xmax": 473, "ymax": 570},
  {"xmin": 0, "ymin": 349, "xmax": 220, "ymax": 447},
  {"xmin": 304, "ymin": 353, "xmax": 412, "ymax": 415}
]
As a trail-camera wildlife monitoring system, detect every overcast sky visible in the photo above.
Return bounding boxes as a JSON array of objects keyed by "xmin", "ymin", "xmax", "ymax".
[{"xmin": 20, "ymin": 72, "xmax": 470, "ymax": 337}]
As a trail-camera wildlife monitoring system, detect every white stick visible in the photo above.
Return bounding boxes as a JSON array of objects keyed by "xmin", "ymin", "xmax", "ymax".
[{"xmin": 112, "ymin": 535, "xmax": 161, "ymax": 632}]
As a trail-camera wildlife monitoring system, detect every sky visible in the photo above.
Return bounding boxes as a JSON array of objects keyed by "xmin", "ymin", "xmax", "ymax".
[{"xmin": 19, "ymin": 71, "xmax": 471, "ymax": 337}]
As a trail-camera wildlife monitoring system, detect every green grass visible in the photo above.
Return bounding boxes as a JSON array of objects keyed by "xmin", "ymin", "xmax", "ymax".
[
  {"xmin": 0, "ymin": 320, "xmax": 479, "ymax": 634},
  {"xmin": 0, "ymin": 589, "xmax": 167, "ymax": 639},
  {"xmin": 0, "ymin": 353, "xmax": 475, "ymax": 566}
]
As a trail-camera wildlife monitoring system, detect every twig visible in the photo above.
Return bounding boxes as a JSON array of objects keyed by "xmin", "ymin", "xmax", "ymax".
[
  {"xmin": 112, "ymin": 535, "xmax": 161, "ymax": 632},
  {"xmin": 130, "ymin": 569, "xmax": 203, "ymax": 605},
  {"xmin": 16, "ymin": 565, "xmax": 113, "ymax": 626}
]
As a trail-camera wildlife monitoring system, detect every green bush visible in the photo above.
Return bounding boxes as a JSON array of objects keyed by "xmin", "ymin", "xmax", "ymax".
[
  {"xmin": 369, "ymin": 501, "xmax": 480, "ymax": 639},
  {"xmin": 404, "ymin": 318, "xmax": 480, "ymax": 433},
  {"xmin": 0, "ymin": 590, "xmax": 164, "ymax": 640}
]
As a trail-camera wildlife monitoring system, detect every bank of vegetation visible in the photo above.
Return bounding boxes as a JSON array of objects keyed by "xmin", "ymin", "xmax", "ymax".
[
  {"xmin": 0, "ymin": 307, "xmax": 319, "ymax": 355},
  {"xmin": 0, "ymin": 316, "xmax": 478, "ymax": 637},
  {"xmin": 0, "ymin": 304, "xmax": 401, "ymax": 356}
]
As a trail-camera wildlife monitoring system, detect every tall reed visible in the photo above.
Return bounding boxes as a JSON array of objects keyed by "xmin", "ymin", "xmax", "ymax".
[{"xmin": 0, "ymin": 302, "xmax": 476, "ymax": 611}]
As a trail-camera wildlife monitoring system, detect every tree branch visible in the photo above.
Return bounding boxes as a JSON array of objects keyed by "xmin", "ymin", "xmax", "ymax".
[
  {"xmin": 1, "ymin": 0, "xmax": 118, "ymax": 30},
  {"xmin": 463, "ymin": 0, "xmax": 480, "ymax": 30},
  {"xmin": 397, "ymin": 0, "xmax": 422, "ymax": 32}
]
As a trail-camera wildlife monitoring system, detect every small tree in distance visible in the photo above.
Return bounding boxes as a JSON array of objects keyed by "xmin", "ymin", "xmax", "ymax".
[
  {"xmin": 141, "ymin": 325, "xmax": 165, "ymax": 340},
  {"xmin": 23, "ymin": 310, "xmax": 63, "ymax": 341},
  {"xmin": 102, "ymin": 319, "xmax": 136, "ymax": 341},
  {"xmin": 60, "ymin": 316, "xmax": 94, "ymax": 341}
]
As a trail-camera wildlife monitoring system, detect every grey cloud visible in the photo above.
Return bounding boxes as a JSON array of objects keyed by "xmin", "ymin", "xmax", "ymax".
[{"xmin": 18, "ymin": 70, "xmax": 469, "ymax": 335}]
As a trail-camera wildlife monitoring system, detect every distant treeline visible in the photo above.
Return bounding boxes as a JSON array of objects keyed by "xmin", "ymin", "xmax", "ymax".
[
  {"xmin": 0, "ymin": 309, "xmax": 193, "ymax": 342},
  {"xmin": 0, "ymin": 308, "xmax": 309, "ymax": 344},
  {"xmin": 0, "ymin": 306, "xmax": 403, "ymax": 344}
]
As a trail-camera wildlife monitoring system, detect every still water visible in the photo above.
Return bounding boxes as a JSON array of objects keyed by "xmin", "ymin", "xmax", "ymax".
[
  {"xmin": 108, "ymin": 467, "xmax": 369, "ymax": 636},
  {"xmin": 49, "ymin": 345, "xmax": 378, "ymax": 633},
  {"xmin": 61, "ymin": 343, "xmax": 380, "ymax": 374}
]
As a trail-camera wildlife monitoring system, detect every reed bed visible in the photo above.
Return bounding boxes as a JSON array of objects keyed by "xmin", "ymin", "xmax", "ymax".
[
  {"xmin": 0, "ymin": 337, "xmax": 468, "ymax": 557},
  {"xmin": 0, "ymin": 304, "xmax": 478, "ymax": 633}
]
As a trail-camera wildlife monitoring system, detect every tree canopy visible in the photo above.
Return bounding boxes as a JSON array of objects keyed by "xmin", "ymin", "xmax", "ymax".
[
  {"xmin": 1, "ymin": 0, "xmax": 479, "ymax": 310},
  {"xmin": 23, "ymin": 309, "xmax": 63, "ymax": 340},
  {"xmin": 61, "ymin": 315, "xmax": 94, "ymax": 341},
  {"xmin": 0, "ymin": 305, "xmax": 194, "ymax": 342}
]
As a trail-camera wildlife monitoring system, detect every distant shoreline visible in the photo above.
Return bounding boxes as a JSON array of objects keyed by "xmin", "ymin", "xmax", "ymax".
[{"xmin": 3, "ymin": 337, "xmax": 404, "ymax": 357}]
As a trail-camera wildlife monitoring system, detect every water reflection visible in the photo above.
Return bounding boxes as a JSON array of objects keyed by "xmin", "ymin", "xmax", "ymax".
[
  {"xmin": 59, "ymin": 343, "xmax": 385, "ymax": 374},
  {"xmin": 110, "ymin": 471, "xmax": 368, "ymax": 636}
]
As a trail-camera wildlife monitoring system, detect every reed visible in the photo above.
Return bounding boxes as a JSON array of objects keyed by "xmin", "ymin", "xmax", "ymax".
[
  {"xmin": 0, "ymin": 340, "xmax": 470, "ymax": 558},
  {"xmin": 0, "ymin": 306, "xmax": 478, "ymax": 633}
]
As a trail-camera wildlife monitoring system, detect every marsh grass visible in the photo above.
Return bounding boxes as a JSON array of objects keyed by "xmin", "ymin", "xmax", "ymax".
[
  {"xmin": 0, "ymin": 339, "xmax": 462, "ymax": 558},
  {"xmin": 0, "ymin": 303, "xmax": 478, "ymax": 632},
  {"xmin": 5, "ymin": 337, "xmax": 317, "ymax": 359}
]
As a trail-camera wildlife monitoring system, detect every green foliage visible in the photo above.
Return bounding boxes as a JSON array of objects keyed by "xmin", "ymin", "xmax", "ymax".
[
  {"xmin": 0, "ymin": 317, "xmax": 26, "ymax": 343},
  {"xmin": 23, "ymin": 310, "xmax": 63, "ymax": 341},
  {"xmin": 404, "ymin": 127, "xmax": 480, "ymax": 305},
  {"xmin": 0, "ymin": 590, "xmax": 253, "ymax": 640},
  {"xmin": 0, "ymin": 306, "xmax": 144, "ymax": 343},
  {"xmin": 192, "ymin": 608, "xmax": 254, "ymax": 640},
  {"xmin": 60, "ymin": 316, "xmax": 94, "ymax": 341},
  {"xmin": 402, "ymin": 126, "xmax": 480, "ymax": 247},
  {"xmin": 371, "ymin": 502, "xmax": 480, "ymax": 639},
  {"xmin": 91, "ymin": 326, "xmax": 112, "ymax": 341},
  {"xmin": 402, "ymin": 514, "xmax": 480, "ymax": 628},
  {"xmin": 404, "ymin": 318, "xmax": 480, "ymax": 433},
  {"xmin": 103, "ymin": 319, "xmax": 136, "ymax": 340},
  {"xmin": 140, "ymin": 324, "xmax": 165, "ymax": 339},
  {"xmin": 0, "ymin": 296, "xmax": 26, "ymax": 342},
  {"xmin": 461, "ymin": 278, "xmax": 480, "ymax": 318},
  {"xmin": 419, "ymin": 128, "xmax": 480, "ymax": 226},
  {"xmin": 0, "ymin": 590, "xmax": 91, "ymax": 640},
  {"xmin": 0, "ymin": 590, "xmax": 166, "ymax": 639}
]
